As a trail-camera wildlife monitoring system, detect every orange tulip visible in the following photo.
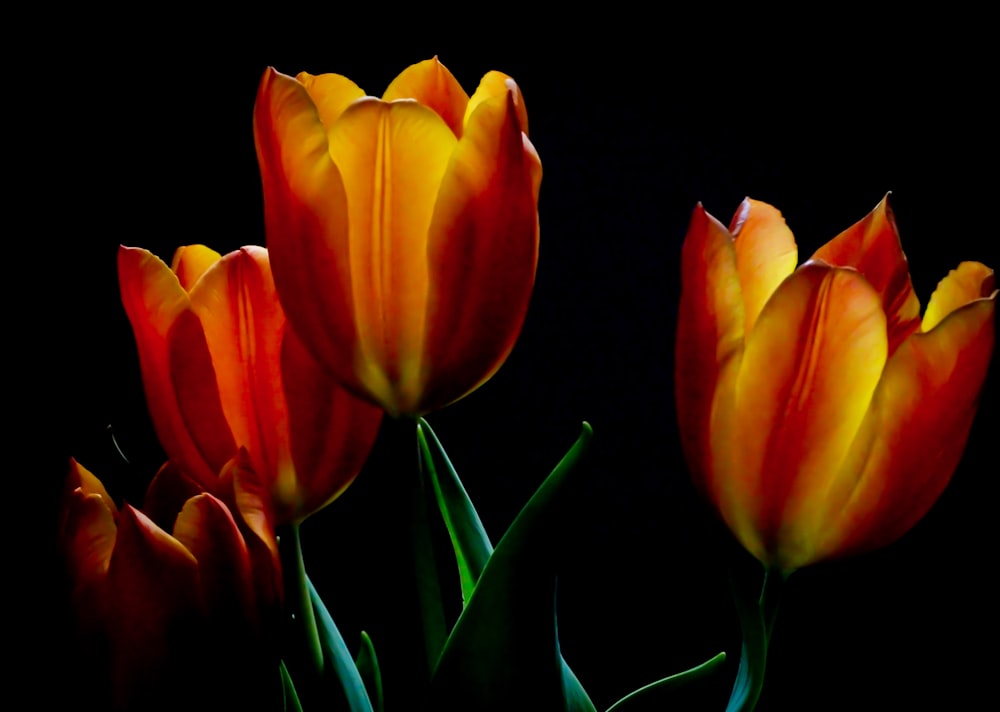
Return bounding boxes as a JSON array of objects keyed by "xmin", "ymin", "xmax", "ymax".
[
  {"xmin": 676, "ymin": 195, "xmax": 996, "ymax": 572},
  {"xmin": 118, "ymin": 243, "xmax": 382, "ymax": 524},
  {"xmin": 60, "ymin": 458, "xmax": 280, "ymax": 711},
  {"xmin": 253, "ymin": 57, "xmax": 542, "ymax": 416}
]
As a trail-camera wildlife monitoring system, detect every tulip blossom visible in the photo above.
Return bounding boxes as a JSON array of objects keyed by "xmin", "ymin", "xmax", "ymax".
[
  {"xmin": 60, "ymin": 458, "xmax": 280, "ymax": 711},
  {"xmin": 254, "ymin": 57, "xmax": 542, "ymax": 416},
  {"xmin": 675, "ymin": 195, "xmax": 995, "ymax": 572},
  {"xmin": 118, "ymin": 244, "xmax": 382, "ymax": 524}
]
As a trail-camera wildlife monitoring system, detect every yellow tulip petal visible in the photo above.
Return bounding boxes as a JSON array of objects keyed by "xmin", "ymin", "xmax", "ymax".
[
  {"xmin": 170, "ymin": 244, "xmax": 221, "ymax": 292},
  {"xmin": 118, "ymin": 246, "xmax": 219, "ymax": 489},
  {"xmin": 729, "ymin": 198, "xmax": 798, "ymax": 335},
  {"xmin": 64, "ymin": 458, "xmax": 118, "ymax": 517},
  {"xmin": 817, "ymin": 290, "xmax": 996, "ymax": 562},
  {"xmin": 811, "ymin": 194, "xmax": 921, "ymax": 354},
  {"xmin": 327, "ymin": 98, "xmax": 457, "ymax": 414},
  {"xmin": 254, "ymin": 68, "xmax": 361, "ymax": 398},
  {"xmin": 675, "ymin": 203, "xmax": 746, "ymax": 501},
  {"xmin": 296, "ymin": 70, "xmax": 367, "ymax": 137},
  {"xmin": 465, "ymin": 71, "xmax": 529, "ymax": 136},
  {"xmin": 416, "ymin": 89, "xmax": 538, "ymax": 414},
  {"xmin": 382, "ymin": 57, "xmax": 469, "ymax": 137},
  {"xmin": 922, "ymin": 261, "xmax": 996, "ymax": 332},
  {"xmin": 186, "ymin": 247, "xmax": 288, "ymax": 483},
  {"xmin": 730, "ymin": 263, "xmax": 887, "ymax": 569},
  {"xmin": 281, "ymin": 327, "xmax": 382, "ymax": 522}
]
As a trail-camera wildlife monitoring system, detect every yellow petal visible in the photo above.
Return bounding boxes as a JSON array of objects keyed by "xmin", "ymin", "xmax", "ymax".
[
  {"xmin": 464, "ymin": 71, "xmax": 529, "ymax": 137},
  {"xmin": 814, "ymin": 287, "xmax": 996, "ymax": 562},
  {"xmin": 729, "ymin": 198, "xmax": 798, "ymax": 335},
  {"xmin": 728, "ymin": 263, "xmax": 887, "ymax": 569},
  {"xmin": 382, "ymin": 57, "xmax": 469, "ymax": 138},
  {"xmin": 922, "ymin": 261, "xmax": 996, "ymax": 332},
  {"xmin": 170, "ymin": 244, "xmax": 221, "ymax": 292},
  {"xmin": 296, "ymin": 70, "xmax": 367, "ymax": 139},
  {"xmin": 675, "ymin": 203, "xmax": 745, "ymax": 503},
  {"xmin": 327, "ymin": 98, "xmax": 457, "ymax": 414},
  {"xmin": 811, "ymin": 194, "xmax": 921, "ymax": 354}
]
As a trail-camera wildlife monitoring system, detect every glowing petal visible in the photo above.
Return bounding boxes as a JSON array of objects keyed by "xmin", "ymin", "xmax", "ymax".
[{"xmin": 383, "ymin": 57, "xmax": 469, "ymax": 137}]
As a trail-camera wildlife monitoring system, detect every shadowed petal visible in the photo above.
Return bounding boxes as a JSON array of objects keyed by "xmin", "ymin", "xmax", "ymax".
[
  {"xmin": 922, "ymin": 261, "xmax": 996, "ymax": 332},
  {"xmin": 418, "ymin": 89, "xmax": 538, "ymax": 414},
  {"xmin": 296, "ymin": 71, "xmax": 367, "ymax": 136},
  {"xmin": 142, "ymin": 460, "xmax": 206, "ymax": 532},
  {"xmin": 675, "ymin": 203, "xmax": 745, "ymax": 501},
  {"xmin": 171, "ymin": 244, "xmax": 221, "ymax": 292},
  {"xmin": 254, "ymin": 68, "xmax": 360, "ymax": 391},
  {"xmin": 464, "ymin": 70, "xmax": 529, "ymax": 136}
]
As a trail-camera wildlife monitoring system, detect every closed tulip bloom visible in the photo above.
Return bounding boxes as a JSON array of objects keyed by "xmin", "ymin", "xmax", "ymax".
[
  {"xmin": 118, "ymin": 244, "xmax": 382, "ymax": 524},
  {"xmin": 676, "ymin": 195, "xmax": 995, "ymax": 572},
  {"xmin": 61, "ymin": 459, "xmax": 280, "ymax": 711},
  {"xmin": 254, "ymin": 57, "xmax": 542, "ymax": 416}
]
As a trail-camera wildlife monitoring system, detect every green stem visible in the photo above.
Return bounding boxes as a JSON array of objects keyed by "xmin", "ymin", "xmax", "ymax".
[
  {"xmin": 726, "ymin": 567, "xmax": 787, "ymax": 712},
  {"xmin": 279, "ymin": 522, "xmax": 324, "ymax": 679}
]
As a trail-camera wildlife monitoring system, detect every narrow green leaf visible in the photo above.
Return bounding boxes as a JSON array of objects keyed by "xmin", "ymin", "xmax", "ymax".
[
  {"xmin": 354, "ymin": 631, "xmax": 384, "ymax": 712},
  {"xmin": 416, "ymin": 418, "xmax": 492, "ymax": 605},
  {"xmin": 605, "ymin": 651, "xmax": 727, "ymax": 712},
  {"xmin": 425, "ymin": 423, "xmax": 595, "ymax": 712},
  {"xmin": 308, "ymin": 576, "xmax": 375, "ymax": 712},
  {"xmin": 280, "ymin": 660, "xmax": 304, "ymax": 712}
]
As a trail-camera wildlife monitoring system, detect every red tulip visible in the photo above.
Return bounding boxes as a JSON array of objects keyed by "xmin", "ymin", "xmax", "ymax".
[
  {"xmin": 60, "ymin": 458, "xmax": 280, "ymax": 711},
  {"xmin": 676, "ymin": 195, "xmax": 996, "ymax": 572},
  {"xmin": 118, "ymin": 244, "xmax": 382, "ymax": 524},
  {"xmin": 254, "ymin": 57, "xmax": 541, "ymax": 416}
]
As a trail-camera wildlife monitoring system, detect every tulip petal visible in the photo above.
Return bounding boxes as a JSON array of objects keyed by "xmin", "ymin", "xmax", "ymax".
[
  {"xmin": 922, "ymin": 261, "xmax": 996, "ymax": 332},
  {"xmin": 105, "ymin": 505, "xmax": 201, "ymax": 710},
  {"xmin": 383, "ymin": 57, "xmax": 469, "ymax": 138},
  {"xmin": 64, "ymin": 458, "xmax": 118, "ymax": 516},
  {"xmin": 729, "ymin": 198, "xmax": 798, "ymax": 335},
  {"xmin": 62, "ymin": 488, "xmax": 116, "ymax": 623},
  {"xmin": 811, "ymin": 194, "xmax": 921, "ymax": 354},
  {"xmin": 296, "ymin": 70, "xmax": 367, "ymax": 137},
  {"xmin": 142, "ymin": 460, "xmax": 210, "ymax": 535},
  {"xmin": 326, "ymin": 98, "xmax": 457, "ymax": 414},
  {"xmin": 281, "ymin": 327, "xmax": 382, "ymax": 522},
  {"xmin": 254, "ymin": 68, "xmax": 360, "ymax": 393},
  {"xmin": 465, "ymin": 71, "xmax": 529, "ymax": 137},
  {"xmin": 418, "ymin": 88, "xmax": 539, "ymax": 414},
  {"xmin": 170, "ymin": 244, "xmax": 221, "ymax": 292},
  {"xmin": 675, "ymin": 203, "xmax": 746, "ymax": 500},
  {"xmin": 186, "ymin": 247, "xmax": 289, "ymax": 484},
  {"xmin": 166, "ymin": 309, "xmax": 237, "ymax": 478},
  {"xmin": 728, "ymin": 263, "xmax": 887, "ymax": 569},
  {"xmin": 815, "ymin": 275, "xmax": 996, "ymax": 561},
  {"xmin": 118, "ymin": 246, "xmax": 220, "ymax": 489},
  {"xmin": 173, "ymin": 493, "xmax": 255, "ymax": 621}
]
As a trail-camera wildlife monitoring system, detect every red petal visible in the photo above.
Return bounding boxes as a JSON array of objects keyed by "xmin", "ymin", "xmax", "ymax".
[{"xmin": 811, "ymin": 194, "xmax": 921, "ymax": 354}]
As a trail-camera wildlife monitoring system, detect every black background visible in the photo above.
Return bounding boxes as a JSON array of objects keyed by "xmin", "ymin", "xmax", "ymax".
[{"xmin": 36, "ymin": 14, "xmax": 998, "ymax": 711}]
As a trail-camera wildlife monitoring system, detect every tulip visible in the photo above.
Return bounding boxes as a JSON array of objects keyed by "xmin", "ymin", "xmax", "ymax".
[
  {"xmin": 60, "ymin": 458, "xmax": 280, "ymax": 711},
  {"xmin": 118, "ymin": 243, "xmax": 382, "ymax": 524},
  {"xmin": 254, "ymin": 57, "xmax": 542, "ymax": 416},
  {"xmin": 676, "ymin": 195, "xmax": 995, "ymax": 572}
]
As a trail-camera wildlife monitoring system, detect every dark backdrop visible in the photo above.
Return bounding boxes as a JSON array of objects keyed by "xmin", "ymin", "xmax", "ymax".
[{"xmin": 38, "ymin": 16, "xmax": 997, "ymax": 711}]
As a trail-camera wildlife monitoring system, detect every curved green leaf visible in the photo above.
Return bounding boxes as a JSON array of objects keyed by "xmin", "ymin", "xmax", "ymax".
[
  {"xmin": 354, "ymin": 631, "xmax": 384, "ymax": 712},
  {"xmin": 308, "ymin": 576, "xmax": 375, "ymax": 712},
  {"xmin": 605, "ymin": 651, "xmax": 727, "ymax": 711},
  {"xmin": 424, "ymin": 422, "xmax": 596, "ymax": 712}
]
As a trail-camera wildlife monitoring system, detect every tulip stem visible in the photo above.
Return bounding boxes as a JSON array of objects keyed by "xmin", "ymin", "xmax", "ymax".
[
  {"xmin": 279, "ymin": 523, "xmax": 325, "ymax": 682},
  {"xmin": 726, "ymin": 566, "xmax": 787, "ymax": 712}
]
